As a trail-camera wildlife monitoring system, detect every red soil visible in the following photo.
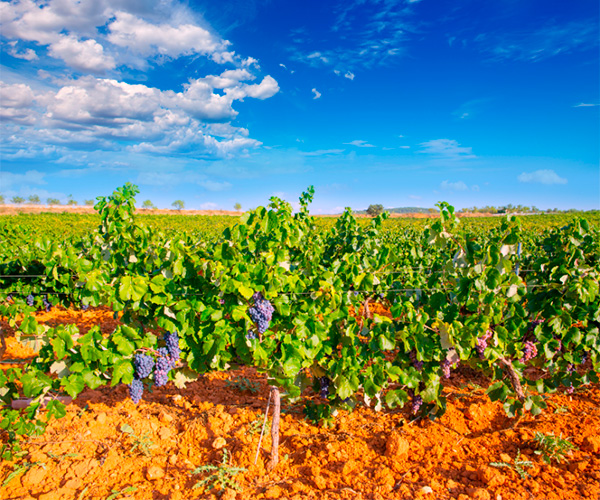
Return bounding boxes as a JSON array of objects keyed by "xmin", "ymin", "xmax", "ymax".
[{"xmin": 1, "ymin": 308, "xmax": 599, "ymax": 500}]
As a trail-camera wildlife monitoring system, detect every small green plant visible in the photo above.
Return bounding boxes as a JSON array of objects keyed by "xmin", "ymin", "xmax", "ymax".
[
  {"xmin": 226, "ymin": 376, "xmax": 260, "ymax": 394},
  {"xmin": 106, "ymin": 486, "xmax": 138, "ymax": 500},
  {"xmin": 2, "ymin": 461, "xmax": 45, "ymax": 487},
  {"xmin": 47, "ymin": 451, "xmax": 80, "ymax": 462},
  {"xmin": 490, "ymin": 450, "xmax": 533, "ymax": 479},
  {"xmin": 192, "ymin": 448, "xmax": 246, "ymax": 492},
  {"xmin": 120, "ymin": 424, "xmax": 155, "ymax": 457},
  {"xmin": 245, "ymin": 416, "xmax": 264, "ymax": 436},
  {"xmin": 553, "ymin": 405, "xmax": 568, "ymax": 414},
  {"xmin": 533, "ymin": 432, "xmax": 578, "ymax": 464}
]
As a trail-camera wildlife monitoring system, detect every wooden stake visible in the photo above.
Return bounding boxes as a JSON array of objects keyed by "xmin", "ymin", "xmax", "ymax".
[{"xmin": 269, "ymin": 386, "xmax": 281, "ymax": 470}]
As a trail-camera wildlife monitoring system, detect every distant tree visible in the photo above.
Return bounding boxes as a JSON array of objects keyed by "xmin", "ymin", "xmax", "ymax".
[
  {"xmin": 84, "ymin": 199, "xmax": 94, "ymax": 206},
  {"xmin": 366, "ymin": 204, "xmax": 384, "ymax": 217},
  {"xmin": 28, "ymin": 194, "xmax": 41, "ymax": 204},
  {"xmin": 142, "ymin": 200, "xmax": 156, "ymax": 210},
  {"xmin": 172, "ymin": 200, "xmax": 185, "ymax": 211},
  {"xmin": 47, "ymin": 198, "xmax": 61, "ymax": 206},
  {"xmin": 0, "ymin": 194, "xmax": 5, "ymax": 204},
  {"xmin": 67, "ymin": 194, "xmax": 77, "ymax": 206},
  {"xmin": 234, "ymin": 202, "xmax": 242, "ymax": 211},
  {"xmin": 428, "ymin": 208, "xmax": 437, "ymax": 214},
  {"xmin": 11, "ymin": 196, "xmax": 25, "ymax": 204}
]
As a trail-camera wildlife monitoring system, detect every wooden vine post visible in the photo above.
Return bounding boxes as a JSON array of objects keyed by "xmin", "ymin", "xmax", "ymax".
[{"xmin": 269, "ymin": 386, "xmax": 281, "ymax": 470}]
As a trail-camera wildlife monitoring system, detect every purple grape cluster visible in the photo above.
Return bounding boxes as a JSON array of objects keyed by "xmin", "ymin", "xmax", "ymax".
[
  {"xmin": 127, "ymin": 332, "xmax": 182, "ymax": 403},
  {"xmin": 319, "ymin": 377, "xmax": 331, "ymax": 398},
  {"xmin": 26, "ymin": 294, "xmax": 34, "ymax": 306},
  {"xmin": 43, "ymin": 296, "xmax": 52, "ymax": 312},
  {"xmin": 476, "ymin": 329, "xmax": 493, "ymax": 359},
  {"xmin": 248, "ymin": 292, "xmax": 274, "ymax": 334},
  {"xmin": 411, "ymin": 394, "xmax": 423, "ymax": 415},
  {"xmin": 133, "ymin": 354, "xmax": 155, "ymax": 379},
  {"xmin": 441, "ymin": 358, "xmax": 455, "ymax": 379},
  {"xmin": 246, "ymin": 330, "xmax": 257, "ymax": 340},
  {"xmin": 529, "ymin": 318, "xmax": 544, "ymax": 329},
  {"xmin": 164, "ymin": 331, "xmax": 180, "ymax": 359},
  {"xmin": 519, "ymin": 341, "xmax": 538, "ymax": 363},
  {"xmin": 128, "ymin": 379, "xmax": 144, "ymax": 404},
  {"xmin": 82, "ymin": 303, "xmax": 89, "ymax": 311},
  {"xmin": 409, "ymin": 350, "xmax": 423, "ymax": 371}
]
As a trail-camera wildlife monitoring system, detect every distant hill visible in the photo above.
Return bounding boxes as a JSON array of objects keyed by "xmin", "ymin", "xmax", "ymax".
[{"xmin": 354, "ymin": 206, "xmax": 437, "ymax": 215}]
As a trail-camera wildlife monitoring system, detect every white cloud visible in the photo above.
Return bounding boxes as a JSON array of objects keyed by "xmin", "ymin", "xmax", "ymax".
[
  {"xmin": 107, "ymin": 11, "xmax": 232, "ymax": 62},
  {"xmin": 344, "ymin": 140, "xmax": 375, "ymax": 148},
  {"xmin": 199, "ymin": 180, "xmax": 232, "ymax": 192},
  {"xmin": 7, "ymin": 42, "xmax": 38, "ymax": 61},
  {"xmin": 419, "ymin": 139, "xmax": 475, "ymax": 159},
  {"xmin": 0, "ymin": 82, "xmax": 38, "ymax": 124},
  {"xmin": 49, "ymin": 35, "xmax": 116, "ymax": 73},
  {"xmin": 574, "ymin": 103, "xmax": 598, "ymax": 107},
  {"xmin": 440, "ymin": 180, "xmax": 468, "ymax": 191},
  {"xmin": 344, "ymin": 71, "xmax": 355, "ymax": 80},
  {"xmin": 399, "ymin": 145, "xmax": 410, "ymax": 149},
  {"xmin": 312, "ymin": 88, "xmax": 321, "ymax": 99},
  {"xmin": 518, "ymin": 170, "xmax": 567, "ymax": 185}
]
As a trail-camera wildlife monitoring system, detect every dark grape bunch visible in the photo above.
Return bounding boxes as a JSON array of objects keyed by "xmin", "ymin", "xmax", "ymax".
[
  {"xmin": 248, "ymin": 292, "xmax": 274, "ymax": 334},
  {"xmin": 410, "ymin": 394, "xmax": 423, "ymax": 415},
  {"xmin": 409, "ymin": 350, "xmax": 424, "ymax": 371},
  {"xmin": 81, "ymin": 303, "xmax": 89, "ymax": 311},
  {"xmin": 476, "ymin": 329, "xmax": 493, "ymax": 359},
  {"xmin": 43, "ymin": 296, "xmax": 52, "ymax": 312},
  {"xmin": 440, "ymin": 358, "xmax": 457, "ymax": 379},
  {"xmin": 26, "ymin": 294, "xmax": 34, "ymax": 306},
  {"xmin": 133, "ymin": 354, "xmax": 155, "ymax": 379},
  {"xmin": 519, "ymin": 341, "xmax": 538, "ymax": 363},
  {"xmin": 128, "ymin": 379, "xmax": 144, "ymax": 404},
  {"xmin": 319, "ymin": 377, "xmax": 331, "ymax": 398},
  {"xmin": 164, "ymin": 331, "xmax": 181, "ymax": 359},
  {"xmin": 127, "ymin": 331, "xmax": 181, "ymax": 404},
  {"xmin": 246, "ymin": 330, "xmax": 258, "ymax": 340}
]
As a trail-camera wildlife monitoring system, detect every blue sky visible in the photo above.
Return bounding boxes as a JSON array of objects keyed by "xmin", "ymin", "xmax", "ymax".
[{"xmin": 1, "ymin": 0, "xmax": 598, "ymax": 212}]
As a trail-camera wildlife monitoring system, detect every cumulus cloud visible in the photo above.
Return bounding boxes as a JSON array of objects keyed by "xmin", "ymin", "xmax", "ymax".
[
  {"xmin": 440, "ymin": 180, "xmax": 468, "ymax": 191},
  {"xmin": 419, "ymin": 139, "xmax": 475, "ymax": 159},
  {"xmin": 49, "ymin": 35, "xmax": 116, "ymax": 73},
  {"xmin": 312, "ymin": 88, "xmax": 321, "ymax": 99},
  {"xmin": 518, "ymin": 170, "xmax": 567, "ymax": 185},
  {"xmin": 344, "ymin": 140, "xmax": 375, "ymax": 147},
  {"xmin": 0, "ymin": 82, "xmax": 38, "ymax": 123},
  {"xmin": 0, "ymin": 0, "xmax": 279, "ymax": 164},
  {"xmin": 107, "ymin": 11, "xmax": 233, "ymax": 63}
]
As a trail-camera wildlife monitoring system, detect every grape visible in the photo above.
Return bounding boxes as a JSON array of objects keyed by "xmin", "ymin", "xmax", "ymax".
[
  {"xmin": 566, "ymin": 383, "xmax": 574, "ymax": 395},
  {"xmin": 476, "ymin": 329, "xmax": 493, "ymax": 359},
  {"xmin": 26, "ymin": 294, "xmax": 34, "ymax": 306},
  {"xmin": 441, "ymin": 358, "xmax": 453, "ymax": 379},
  {"xmin": 411, "ymin": 394, "xmax": 423, "ymax": 415},
  {"xmin": 133, "ymin": 353, "xmax": 155, "ymax": 379},
  {"xmin": 82, "ymin": 303, "xmax": 89, "ymax": 311},
  {"xmin": 156, "ymin": 350, "xmax": 174, "ymax": 372},
  {"xmin": 248, "ymin": 292, "xmax": 274, "ymax": 334},
  {"xmin": 519, "ymin": 341, "xmax": 538, "ymax": 363},
  {"xmin": 164, "ymin": 331, "xmax": 180, "ymax": 360},
  {"xmin": 409, "ymin": 350, "xmax": 423, "ymax": 371},
  {"xmin": 154, "ymin": 370, "xmax": 169, "ymax": 387},
  {"xmin": 319, "ymin": 377, "xmax": 330, "ymax": 398},
  {"xmin": 246, "ymin": 330, "xmax": 257, "ymax": 340},
  {"xmin": 128, "ymin": 378, "xmax": 144, "ymax": 404},
  {"xmin": 43, "ymin": 296, "xmax": 52, "ymax": 312}
]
